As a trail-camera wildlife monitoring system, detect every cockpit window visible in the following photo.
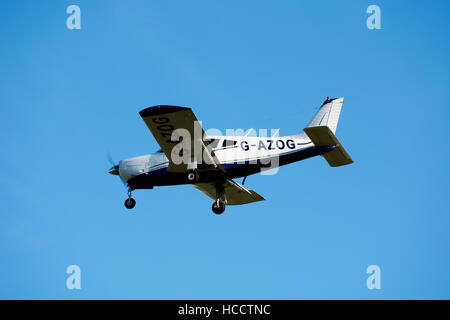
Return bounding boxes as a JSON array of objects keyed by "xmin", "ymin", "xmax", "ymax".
[
  {"xmin": 156, "ymin": 148, "xmax": 164, "ymax": 153},
  {"xmin": 222, "ymin": 139, "xmax": 237, "ymax": 147},
  {"xmin": 204, "ymin": 138, "xmax": 220, "ymax": 149}
]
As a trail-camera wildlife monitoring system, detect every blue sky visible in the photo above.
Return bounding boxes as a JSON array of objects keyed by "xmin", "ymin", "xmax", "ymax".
[{"xmin": 1, "ymin": 0, "xmax": 449, "ymax": 299}]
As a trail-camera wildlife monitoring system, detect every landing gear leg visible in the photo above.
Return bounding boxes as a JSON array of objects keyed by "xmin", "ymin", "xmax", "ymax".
[{"xmin": 124, "ymin": 188, "xmax": 136, "ymax": 209}]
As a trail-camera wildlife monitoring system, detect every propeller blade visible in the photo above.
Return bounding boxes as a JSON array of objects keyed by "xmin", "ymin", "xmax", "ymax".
[
  {"xmin": 107, "ymin": 153, "xmax": 128, "ymax": 188},
  {"xmin": 119, "ymin": 175, "xmax": 128, "ymax": 187},
  {"xmin": 107, "ymin": 152, "xmax": 116, "ymax": 167}
]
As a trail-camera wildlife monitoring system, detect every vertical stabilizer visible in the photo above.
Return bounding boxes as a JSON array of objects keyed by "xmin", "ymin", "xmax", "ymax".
[{"xmin": 306, "ymin": 97, "xmax": 344, "ymax": 134}]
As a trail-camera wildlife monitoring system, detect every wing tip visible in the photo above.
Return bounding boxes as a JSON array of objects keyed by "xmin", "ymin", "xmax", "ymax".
[{"xmin": 139, "ymin": 105, "xmax": 191, "ymax": 117}]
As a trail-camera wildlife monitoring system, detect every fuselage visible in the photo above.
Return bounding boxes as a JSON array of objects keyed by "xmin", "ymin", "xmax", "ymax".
[{"xmin": 118, "ymin": 134, "xmax": 333, "ymax": 189}]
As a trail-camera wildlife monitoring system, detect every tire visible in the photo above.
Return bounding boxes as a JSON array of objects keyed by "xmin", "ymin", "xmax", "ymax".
[
  {"xmin": 124, "ymin": 197, "xmax": 136, "ymax": 209},
  {"xmin": 212, "ymin": 200, "xmax": 225, "ymax": 215},
  {"xmin": 187, "ymin": 171, "xmax": 199, "ymax": 183}
]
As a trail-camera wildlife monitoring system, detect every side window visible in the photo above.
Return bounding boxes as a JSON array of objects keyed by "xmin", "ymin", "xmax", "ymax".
[
  {"xmin": 222, "ymin": 139, "xmax": 237, "ymax": 147},
  {"xmin": 204, "ymin": 138, "xmax": 219, "ymax": 149}
]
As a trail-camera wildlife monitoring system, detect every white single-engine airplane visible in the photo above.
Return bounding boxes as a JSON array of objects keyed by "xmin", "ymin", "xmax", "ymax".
[{"xmin": 108, "ymin": 97, "xmax": 353, "ymax": 214}]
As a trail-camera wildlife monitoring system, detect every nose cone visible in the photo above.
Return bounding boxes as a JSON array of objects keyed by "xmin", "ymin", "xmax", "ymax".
[{"xmin": 108, "ymin": 165, "xmax": 119, "ymax": 175}]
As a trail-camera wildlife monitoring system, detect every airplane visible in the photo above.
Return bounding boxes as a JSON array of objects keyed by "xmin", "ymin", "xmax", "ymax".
[{"xmin": 108, "ymin": 97, "xmax": 353, "ymax": 214}]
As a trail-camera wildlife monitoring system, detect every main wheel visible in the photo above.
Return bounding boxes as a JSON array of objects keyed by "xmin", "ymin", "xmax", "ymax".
[
  {"xmin": 187, "ymin": 171, "xmax": 199, "ymax": 183},
  {"xmin": 212, "ymin": 200, "xmax": 225, "ymax": 215},
  {"xmin": 124, "ymin": 197, "xmax": 136, "ymax": 209}
]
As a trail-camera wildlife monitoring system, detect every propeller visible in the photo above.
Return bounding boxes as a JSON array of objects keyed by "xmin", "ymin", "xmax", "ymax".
[
  {"xmin": 107, "ymin": 153, "xmax": 119, "ymax": 174},
  {"xmin": 107, "ymin": 153, "xmax": 127, "ymax": 187}
]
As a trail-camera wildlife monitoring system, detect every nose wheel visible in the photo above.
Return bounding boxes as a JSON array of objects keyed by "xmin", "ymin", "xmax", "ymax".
[
  {"xmin": 124, "ymin": 188, "xmax": 136, "ymax": 209},
  {"xmin": 212, "ymin": 199, "xmax": 225, "ymax": 215}
]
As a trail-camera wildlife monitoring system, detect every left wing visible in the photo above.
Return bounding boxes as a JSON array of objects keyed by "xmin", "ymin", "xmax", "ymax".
[
  {"xmin": 194, "ymin": 180, "xmax": 265, "ymax": 205},
  {"xmin": 139, "ymin": 105, "xmax": 223, "ymax": 173}
]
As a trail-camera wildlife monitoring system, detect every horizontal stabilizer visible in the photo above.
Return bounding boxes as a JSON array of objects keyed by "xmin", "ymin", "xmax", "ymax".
[
  {"xmin": 323, "ymin": 145, "xmax": 353, "ymax": 167},
  {"xmin": 303, "ymin": 126, "xmax": 353, "ymax": 167}
]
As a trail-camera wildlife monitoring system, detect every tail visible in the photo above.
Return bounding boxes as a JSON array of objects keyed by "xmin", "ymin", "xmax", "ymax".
[
  {"xmin": 306, "ymin": 97, "xmax": 344, "ymax": 134},
  {"xmin": 303, "ymin": 97, "xmax": 353, "ymax": 167}
]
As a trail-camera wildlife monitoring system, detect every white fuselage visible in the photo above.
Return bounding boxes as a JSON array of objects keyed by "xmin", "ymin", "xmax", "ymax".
[{"xmin": 118, "ymin": 133, "xmax": 316, "ymax": 183}]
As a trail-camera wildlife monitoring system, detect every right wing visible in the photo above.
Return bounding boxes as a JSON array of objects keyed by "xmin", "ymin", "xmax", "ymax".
[
  {"xmin": 194, "ymin": 180, "xmax": 265, "ymax": 205},
  {"xmin": 139, "ymin": 105, "xmax": 223, "ymax": 173}
]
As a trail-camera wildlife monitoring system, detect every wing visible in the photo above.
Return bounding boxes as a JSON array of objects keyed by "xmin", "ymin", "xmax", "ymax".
[
  {"xmin": 194, "ymin": 180, "xmax": 265, "ymax": 205},
  {"xmin": 139, "ymin": 105, "xmax": 223, "ymax": 173}
]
